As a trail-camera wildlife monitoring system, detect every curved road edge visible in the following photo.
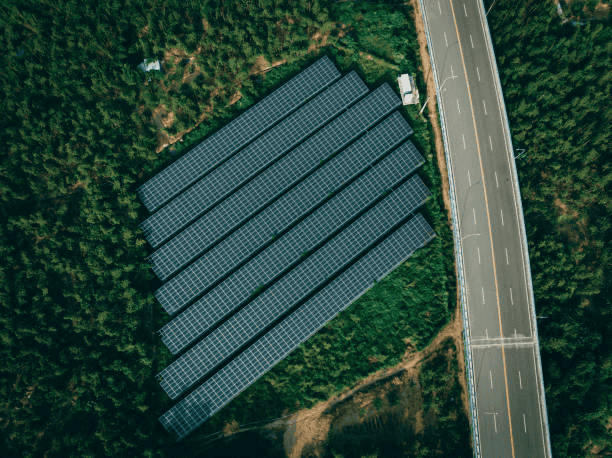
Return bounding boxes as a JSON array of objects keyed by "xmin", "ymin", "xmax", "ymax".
[
  {"xmin": 473, "ymin": 2, "xmax": 552, "ymax": 456},
  {"xmin": 416, "ymin": 0, "xmax": 552, "ymax": 456}
]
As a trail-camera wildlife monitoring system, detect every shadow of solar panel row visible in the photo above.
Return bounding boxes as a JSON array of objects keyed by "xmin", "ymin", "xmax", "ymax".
[
  {"xmin": 158, "ymin": 177, "xmax": 430, "ymax": 400},
  {"xmin": 155, "ymin": 112, "xmax": 415, "ymax": 316},
  {"xmin": 149, "ymin": 83, "xmax": 402, "ymax": 281},
  {"xmin": 138, "ymin": 56, "xmax": 340, "ymax": 212},
  {"xmin": 141, "ymin": 72, "xmax": 369, "ymax": 248},
  {"xmin": 160, "ymin": 147, "xmax": 426, "ymax": 355},
  {"xmin": 158, "ymin": 214, "xmax": 435, "ymax": 440}
]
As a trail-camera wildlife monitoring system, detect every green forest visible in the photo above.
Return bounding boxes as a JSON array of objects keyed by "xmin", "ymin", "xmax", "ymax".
[
  {"xmin": 0, "ymin": 0, "xmax": 609, "ymax": 456},
  {"xmin": 485, "ymin": 0, "xmax": 611, "ymax": 456},
  {"xmin": 0, "ymin": 0, "xmax": 457, "ymax": 456}
]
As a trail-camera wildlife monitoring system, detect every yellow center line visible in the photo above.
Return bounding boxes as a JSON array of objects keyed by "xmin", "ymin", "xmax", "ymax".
[{"xmin": 447, "ymin": 1, "xmax": 516, "ymax": 456}]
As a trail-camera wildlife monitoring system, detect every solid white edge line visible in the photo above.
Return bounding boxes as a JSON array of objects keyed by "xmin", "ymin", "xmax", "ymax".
[
  {"xmin": 418, "ymin": 1, "xmax": 482, "ymax": 454},
  {"xmin": 478, "ymin": 2, "xmax": 551, "ymax": 449}
]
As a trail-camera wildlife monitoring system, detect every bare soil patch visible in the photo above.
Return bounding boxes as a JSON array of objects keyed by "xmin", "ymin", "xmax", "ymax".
[
  {"xmin": 229, "ymin": 90, "xmax": 243, "ymax": 106},
  {"xmin": 249, "ymin": 56, "xmax": 287, "ymax": 76},
  {"xmin": 307, "ymin": 30, "xmax": 331, "ymax": 53}
]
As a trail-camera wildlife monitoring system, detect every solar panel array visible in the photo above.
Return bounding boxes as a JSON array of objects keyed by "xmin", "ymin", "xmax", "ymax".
[
  {"xmin": 136, "ymin": 60, "xmax": 440, "ymax": 440},
  {"xmin": 160, "ymin": 151, "xmax": 426, "ymax": 355},
  {"xmin": 149, "ymin": 83, "xmax": 401, "ymax": 281},
  {"xmin": 158, "ymin": 214, "xmax": 435, "ymax": 440},
  {"xmin": 158, "ymin": 178, "xmax": 430, "ymax": 399},
  {"xmin": 141, "ymin": 72, "xmax": 368, "ymax": 248},
  {"xmin": 155, "ymin": 112, "xmax": 414, "ymax": 316},
  {"xmin": 138, "ymin": 56, "xmax": 340, "ymax": 212}
]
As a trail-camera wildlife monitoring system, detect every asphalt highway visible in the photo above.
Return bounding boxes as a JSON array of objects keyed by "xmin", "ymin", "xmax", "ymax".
[{"xmin": 419, "ymin": 1, "xmax": 551, "ymax": 456}]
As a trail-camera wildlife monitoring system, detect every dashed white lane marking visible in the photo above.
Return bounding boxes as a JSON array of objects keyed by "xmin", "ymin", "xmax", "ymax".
[
  {"xmin": 478, "ymin": 246, "xmax": 481, "ymax": 264},
  {"xmin": 489, "ymin": 135, "xmax": 493, "ymax": 150},
  {"xmin": 494, "ymin": 413, "xmax": 498, "ymax": 433},
  {"xmin": 470, "ymin": 34, "xmax": 474, "ymax": 48},
  {"xmin": 468, "ymin": 169, "xmax": 471, "ymax": 186},
  {"xmin": 486, "ymin": 328, "xmax": 489, "ymax": 339},
  {"xmin": 438, "ymin": 1, "xmax": 442, "ymax": 14},
  {"xmin": 462, "ymin": 133, "xmax": 466, "ymax": 149},
  {"xmin": 524, "ymin": 414, "xmax": 527, "ymax": 433},
  {"xmin": 477, "ymin": 66, "xmax": 481, "ymax": 81},
  {"xmin": 490, "ymin": 370, "xmax": 494, "ymax": 389},
  {"xmin": 483, "ymin": 99, "xmax": 487, "ymax": 115},
  {"xmin": 510, "ymin": 287, "xmax": 514, "ymax": 305},
  {"xmin": 450, "ymin": 65, "xmax": 454, "ymax": 77},
  {"xmin": 473, "ymin": 207, "xmax": 477, "ymax": 224},
  {"xmin": 495, "ymin": 171, "xmax": 499, "ymax": 187},
  {"xmin": 457, "ymin": 99, "xmax": 461, "ymax": 113},
  {"xmin": 501, "ymin": 208, "xmax": 504, "ymax": 226},
  {"xmin": 519, "ymin": 370, "xmax": 523, "ymax": 389},
  {"xmin": 506, "ymin": 247, "xmax": 509, "ymax": 265},
  {"xmin": 482, "ymin": 287, "xmax": 485, "ymax": 304},
  {"xmin": 444, "ymin": 31, "xmax": 448, "ymax": 47},
  {"xmin": 464, "ymin": 3, "xmax": 468, "ymax": 16}
]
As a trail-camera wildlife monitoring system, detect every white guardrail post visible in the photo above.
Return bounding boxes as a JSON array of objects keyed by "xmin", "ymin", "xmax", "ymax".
[
  {"xmin": 475, "ymin": 1, "xmax": 552, "ymax": 456},
  {"xmin": 417, "ymin": 1, "xmax": 481, "ymax": 456}
]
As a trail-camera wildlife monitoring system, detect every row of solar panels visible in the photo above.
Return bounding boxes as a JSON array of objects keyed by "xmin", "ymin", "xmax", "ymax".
[{"xmin": 138, "ymin": 57, "xmax": 436, "ymax": 439}]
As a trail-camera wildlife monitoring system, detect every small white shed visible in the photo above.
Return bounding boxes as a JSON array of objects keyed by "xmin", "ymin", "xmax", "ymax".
[
  {"xmin": 397, "ymin": 74, "xmax": 419, "ymax": 105},
  {"xmin": 138, "ymin": 58, "xmax": 162, "ymax": 73}
]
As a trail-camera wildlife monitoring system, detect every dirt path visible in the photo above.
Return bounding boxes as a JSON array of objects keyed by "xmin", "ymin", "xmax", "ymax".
[{"xmin": 261, "ymin": 307, "xmax": 466, "ymax": 458}]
